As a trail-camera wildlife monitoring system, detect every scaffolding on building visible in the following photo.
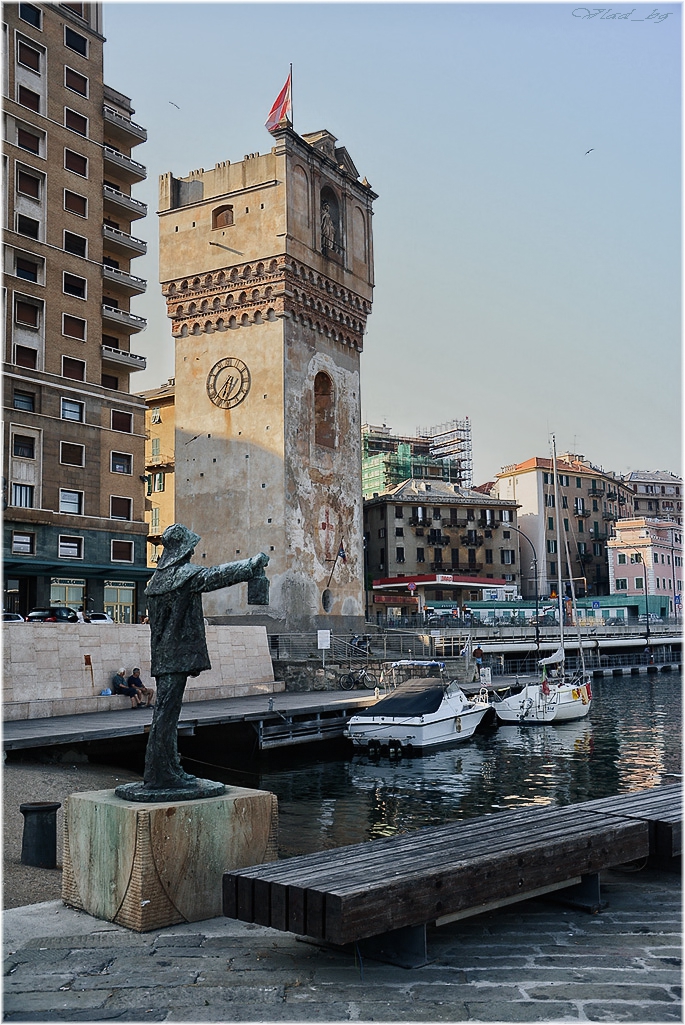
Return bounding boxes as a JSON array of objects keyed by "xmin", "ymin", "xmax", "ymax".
[{"xmin": 415, "ymin": 418, "xmax": 472, "ymax": 488}]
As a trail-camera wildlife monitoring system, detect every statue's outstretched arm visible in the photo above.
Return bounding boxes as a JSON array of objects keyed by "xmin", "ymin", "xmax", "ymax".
[{"xmin": 194, "ymin": 553, "xmax": 269, "ymax": 594}]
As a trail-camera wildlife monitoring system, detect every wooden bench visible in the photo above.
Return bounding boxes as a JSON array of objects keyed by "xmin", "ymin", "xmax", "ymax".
[
  {"xmin": 581, "ymin": 784, "xmax": 682, "ymax": 866},
  {"xmin": 223, "ymin": 802, "xmax": 649, "ymax": 967}
]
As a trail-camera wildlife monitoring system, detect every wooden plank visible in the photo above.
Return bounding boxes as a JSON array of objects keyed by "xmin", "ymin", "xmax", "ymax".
[
  {"xmin": 222, "ymin": 874, "xmax": 238, "ymax": 919},
  {"xmin": 323, "ymin": 820, "xmax": 648, "ymax": 945},
  {"xmin": 236, "ymin": 876, "xmax": 254, "ymax": 922},
  {"xmin": 435, "ymin": 876, "xmax": 584, "ymax": 925},
  {"xmin": 252, "ymin": 878, "xmax": 273, "ymax": 927},
  {"xmin": 269, "ymin": 881, "xmax": 289, "ymax": 932}
]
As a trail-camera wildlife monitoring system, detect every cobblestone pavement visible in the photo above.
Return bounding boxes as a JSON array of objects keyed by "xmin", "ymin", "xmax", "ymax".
[{"xmin": 3, "ymin": 866, "xmax": 680, "ymax": 1023}]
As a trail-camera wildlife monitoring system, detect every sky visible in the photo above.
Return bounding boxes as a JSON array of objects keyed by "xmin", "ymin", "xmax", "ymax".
[{"xmin": 102, "ymin": 1, "xmax": 681, "ymax": 483}]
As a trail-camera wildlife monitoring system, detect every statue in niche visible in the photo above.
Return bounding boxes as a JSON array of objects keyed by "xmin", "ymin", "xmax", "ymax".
[
  {"xmin": 321, "ymin": 201, "xmax": 336, "ymax": 250},
  {"xmin": 116, "ymin": 524, "xmax": 269, "ymax": 803}
]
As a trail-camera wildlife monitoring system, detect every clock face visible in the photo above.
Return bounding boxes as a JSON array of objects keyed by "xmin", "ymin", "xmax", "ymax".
[{"xmin": 206, "ymin": 357, "xmax": 251, "ymax": 408}]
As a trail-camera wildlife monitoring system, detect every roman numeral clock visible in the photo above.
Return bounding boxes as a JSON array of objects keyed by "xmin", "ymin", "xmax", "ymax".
[{"xmin": 206, "ymin": 357, "xmax": 251, "ymax": 408}]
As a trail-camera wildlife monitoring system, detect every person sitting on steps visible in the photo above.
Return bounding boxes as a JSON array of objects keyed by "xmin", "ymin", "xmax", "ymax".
[
  {"xmin": 127, "ymin": 668, "xmax": 154, "ymax": 708},
  {"xmin": 112, "ymin": 668, "xmax": 144, "ymax": 708}
]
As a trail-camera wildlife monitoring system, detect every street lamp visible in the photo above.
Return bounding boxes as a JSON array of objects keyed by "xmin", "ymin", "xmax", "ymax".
[{"xmin": 505, "ymin": 524, "xmax": 540, "ymax": 658}]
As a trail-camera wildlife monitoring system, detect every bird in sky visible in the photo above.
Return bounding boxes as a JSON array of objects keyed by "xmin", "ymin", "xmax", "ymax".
[
  {"xmin": 585, "ymin": 148, "xmax": 594, "ymax": 155},
  {"xmin": 169, "ymin": 101, "xmax": 180, "ymax": 109}
]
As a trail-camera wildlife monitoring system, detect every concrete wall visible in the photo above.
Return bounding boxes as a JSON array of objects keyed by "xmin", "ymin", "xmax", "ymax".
[{"xmin": 2, "ymin": 623, "xmax": 280, "ymax": 720}]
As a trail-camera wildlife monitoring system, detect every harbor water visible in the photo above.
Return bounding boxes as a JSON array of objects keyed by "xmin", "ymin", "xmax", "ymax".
[{"xmin": 186, "ymin": 673, "xmax": 682, "ymax": 859}]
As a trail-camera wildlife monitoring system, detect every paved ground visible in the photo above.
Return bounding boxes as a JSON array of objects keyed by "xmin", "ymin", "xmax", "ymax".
[{"xmin": 3, "ymin": 865, "xmax": 681, "ymax": 1023}]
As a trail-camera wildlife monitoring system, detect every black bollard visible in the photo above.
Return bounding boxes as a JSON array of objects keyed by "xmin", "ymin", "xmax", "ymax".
[{"xmin": 20, "ymin": 802, "xmax": 61, "ymax": 868}]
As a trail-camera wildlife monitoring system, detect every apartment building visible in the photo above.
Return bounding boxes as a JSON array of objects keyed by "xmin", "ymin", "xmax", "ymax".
[
  {"xmin": 624, "ymin": 470, "xmax": 682, "ymax": 525},
  {"xmin": 364, "ymin": 479, "xmax": 519, "ymax": 618},
  {"xmin": 3, "ymin": 1, "xmax": 149, "ymax": 621},
  {"xmin": 496, "ymin": 453, "xmax": 635, "ymax": 599},
  {"xmin": 138, "ymin": 379, "xmax": 176, "ymax": 566},
  {"xmin": 607, "ymin": 518, "xmax": 682, "ymax": 618}
]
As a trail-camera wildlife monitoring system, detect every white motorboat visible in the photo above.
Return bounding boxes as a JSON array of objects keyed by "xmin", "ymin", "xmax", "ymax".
[{"xmin": 345, "ymin": 677, "xmax": 491, "ymax": 754}]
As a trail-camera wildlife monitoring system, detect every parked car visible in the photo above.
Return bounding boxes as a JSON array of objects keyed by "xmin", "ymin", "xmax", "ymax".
[
  {"xmin": 2, "ymin": 612, "xmax": 24, "ymax": 622},
  {"xmin": 26, "ymin": 607, "xmax": 78, "ymax": 623},
  {"xmin": 87, "ymin": 612, "xmax": 115, "ymax": 624}
]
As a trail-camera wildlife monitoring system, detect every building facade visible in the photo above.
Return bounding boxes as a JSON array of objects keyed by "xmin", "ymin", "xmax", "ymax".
[
  {"xmin": 624, "ymin": 471, "xmax": 682, "ymax": 525},
  {"xmin": 3, "ymin": 1, "xmax": 149, "ymax": 621},
  {"xmin": 158, "ymin": 127, "xmax": 376, "ymax": 631},
  {"xmin": 364, "ymin": 479, "xmax": 519, "ymax": 619},
  {"xmin": 496, "ymin": 453, "xmax": 635, "ymax": 599},
  {"xmin": 362, "ymin": 419, "xmax": 472, "ymax": 499},
  {"xmin": 138, "ymin": 379, "xmax": 176, "ymax": 566},
  {"xmin": 607, "ymin": 517, "xmax": 682, "ymax": 619}
]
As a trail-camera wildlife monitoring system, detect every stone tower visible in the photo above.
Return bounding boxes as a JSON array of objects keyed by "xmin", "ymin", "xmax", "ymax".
[{"xmin": 158, "ymin": 127, "xmax": 376, "ymax": 631}]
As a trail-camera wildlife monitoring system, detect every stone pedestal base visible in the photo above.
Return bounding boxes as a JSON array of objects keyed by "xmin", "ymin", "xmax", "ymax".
[{"xmin": 62, "ymin": 786, "xmax": 278, "ymax": 931}]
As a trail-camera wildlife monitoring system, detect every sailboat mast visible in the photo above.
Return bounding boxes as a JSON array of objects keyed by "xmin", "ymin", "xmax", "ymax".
[{"xmin": 551, "ymin": 435, "xmax": 565, "ymax": 652}]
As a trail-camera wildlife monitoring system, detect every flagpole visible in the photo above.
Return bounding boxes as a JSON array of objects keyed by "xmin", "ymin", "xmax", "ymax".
[
  {"xmin": 327, "ymin": 537, "xmax": 345, "ymax": 588},
  {"xmin": 289, "ymin": 62, "xmax": 293, "ymax": 131}
]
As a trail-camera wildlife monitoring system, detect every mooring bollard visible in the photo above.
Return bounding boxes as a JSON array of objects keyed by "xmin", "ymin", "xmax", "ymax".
[{"xmin": 20, "ymin": 802, "xmax": 61, "ymax": 868}]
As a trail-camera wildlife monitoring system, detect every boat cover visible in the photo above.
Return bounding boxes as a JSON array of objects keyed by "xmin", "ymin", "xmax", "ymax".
[{"xmin": 353, "ymin": 678, "xmax": 447, "ymax": 718}]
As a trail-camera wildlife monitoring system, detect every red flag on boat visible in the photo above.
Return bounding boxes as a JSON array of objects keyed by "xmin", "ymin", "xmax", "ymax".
[{"xmin": 265, "ymin": 73, "xmax": 292, "ymax": 133}]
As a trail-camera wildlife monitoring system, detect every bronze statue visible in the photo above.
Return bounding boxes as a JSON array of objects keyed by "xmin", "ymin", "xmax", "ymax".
[{"xmin": 116, "ymin": 524, "xmax": 269, "ymax": 802}]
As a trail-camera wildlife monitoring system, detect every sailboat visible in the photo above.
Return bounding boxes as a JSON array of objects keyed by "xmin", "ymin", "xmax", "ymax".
[{"xmin": 493, "ymin": 437, "xmax": 593, "ymax": 725}]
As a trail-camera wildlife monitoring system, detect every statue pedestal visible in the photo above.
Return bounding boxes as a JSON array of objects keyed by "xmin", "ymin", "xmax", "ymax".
[{"xmin": 62, "ymin": 787, "xmax": 278, "ymax": 932}]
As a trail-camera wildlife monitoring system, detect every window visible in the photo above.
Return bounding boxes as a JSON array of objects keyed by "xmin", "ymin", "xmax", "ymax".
[
  {"xmin": 64, "ymin": 190, "xmax": 87, "ymax": 217},
  {"xmin": 549, "ymin": 561, "xmax": 556, "ymax": 576},
  {"xmin": 17, "ymin": 126, "xmax": 40, "ymax": 153},
  {"xmin": 62, "ymin": 356, "xmax": 85, "ymax": 381},
  {"xmin": 65, "ymin": 67, "xmax": 88, "ymax": 96},
  {"xmin": 212, "ymin": 205, "xmax": 234, "ymax": 229},
  {"xmin": 562, "ymin": 496, "xmax": 568, "ymax": 509},
  {"xmin": 64, "ymin": 27, "xmax": 88, "ymax": 56},
  {"xmin": 111, "ymin": 410, "xmax": 133, "ymax": 433},
  {"xmin": 151, "ymin": 507, "xmax": 160, "ymax": 531},
  {"xmin": 578, "ymin": 542, "xmax": 586, "ymax": 555},
  {"xmin": 59, "ymin": 489, "xmax": 83, "ymax": 514},
  {"xmin": 59, "ymin": 535, "xmax": 83, "ymax": 559},
  {"xmin": 416, "ymin": 547, "xmax": 425, "ymax": 563},
  {"xmin": 63, "ymin": 108, "xmax": 87, "ymax": 136},
  {"xmin": 14, "ymin": 390, "xmax": 35, "ymax": 411},
  {"xmin": 615, "ymin": 578, "xmax": 628, "ymax": 590},
  {"xmin": 150, "ymin": 407, "xmax": 161, "ymax": 424},
  {"xmin": 60, "ymin": 442, "xmax": 84, "ymax": 466},
  {"xmin": 395, "ymin": 506, "xmax": 403, "ymax": 519},
  {"xmin": 12, "ymin": 483, "xmax": 34, "ymax": 507},
  {"xmin": 563, "ymin": 518, "xmax": 569, "ymax": 531},
  {"xmin": 13, "ymin": 434, "xmax": 35, "ymax": 458},
  {"xmin": 63, "ymin": 272, "xmax": 86, "ymax": 298},
  {"xmin": 15, "ymin": 298, "xmax": 40, "ymax": 327},
  {"xmin": 395, "ymin": 526, "xmax": 404, "ymax": 537},
  {"xmin": 17, "ymin": 86, "xmax": 40, "ymax": 111},
  {"xmin": 501, "ymin": 509, "xmax": 513, "ymax": 522},
  {"xmin": 62, "ymin": 2, "xmax": 85, "ymax": 16},
  {"xmin": 396, "ymin": 547, "xmax": 405, "ymax": 563},
  {"xmin": 152, "ymin": 472, "xmax": 164, "ymax": 493},
  {"xmin": 548, "ymin": 517, "xmax": 554, "ymax": 530},
  {"xmin": 62, "ymin": 314, "xmax": 86, "ymax": 340},
  {"xmin": 110, "ymin": 496, "xmax": 132, "ymax": 520},
  {"xmin": 17, "ymin": 40, "xmax": 41, "ymax": 72},
  {"xmin": 111, "ymin": 540, "xmax": 134, "ymax": 562},
  {"xmin": 630, "ymin": 553, "xmax": 642, "ymax": 564},
  {"xmin": 433, "ymin": 507, "xmax": 441, "ymax": 520},
  {"xmin": 14, "ymin": 345, "xmax": 37, "ymax": 369},
  {"xmin": 485, "ymin": 549, "xmax": 493, "ymax": 564},
  {"xmin": 151, "ymin": 437, "xmax": 160, "ymax": 458},
  {"xmin": 64, "ymin": 231, "xmax": 87, "ymax": 257},
  {"xmin": 16, "ymin": 255, "xmax": 40, "ymax": 282},
  {"xmin": 12, "ymin": 531, "xmax": 35, "ymax": 554},
  {"xmin": 61, "ymin": 397, "xmax": 84, "ymax": 421},
  {"xmin": 314, "ymin": 371, "xmax": 335, "ymax": 448},
  {"xmin": 635, "ymin": 577, "xmax": 644, "ymax": 589},
  {"xmin": 16, "ymin": 168, "xmax": 41, "ymax": 198},
  {"xmin": 378, "ymin": 527, "xmax": 386, "ymax": 539},
  {"xmin": 64, "ymin": 149, "xmax": 87, "ymax": 176},
  {"xmin": 16, "ymin": 215, "xmax": 40, "ymax": 238},
  {"xmin": 577, "ymin": 520, "xmax": 584, "ymax": 533},
  {"xmin": 547, "ymin": 539, "xmax": 557, "ymax": 554},
  {"xmin": 501, "ymin": 550, "xmax": 515, "ymax": 565},
  {"xmin": 558, "ymin": 474, "xmax": 569, "ymax": 487},
  {"xmin": 102, "ymin": 373, "xmax": 118, "ymax": 390},
  {"xmin": 618, "ymin": 553, "xmax": 627, "ymax": 565},
  {"xmin": 19, "ymin": 4, "xmax": 42, "ymax": 28},
  {"xmin": 593, "ymin": 543, "xmax": 602, "ymax": 556},
  {"xmin": 111, "ymin": 452, "xmax": 132, "ymax": 474},
  {"xmin": 576, "ymin": 477, "xmax": 582, "ymax": 488}
]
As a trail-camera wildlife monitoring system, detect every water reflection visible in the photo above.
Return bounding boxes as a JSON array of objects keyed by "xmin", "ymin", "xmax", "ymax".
[{"xmin": 206, "ymin": 674, "xmax": 682, "ymax": 859}]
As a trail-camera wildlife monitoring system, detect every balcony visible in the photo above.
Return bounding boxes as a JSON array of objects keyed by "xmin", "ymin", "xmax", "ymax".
[
  {"xmin": 588, "ymin": 485, "xmax": 605, "ymax": 497},
  {"xmin": 103, "ymin": 145, "xmax": 147, "ymax": 184},
  {"xmin": 574, "ymin": 507, "xmax": 591, "ymax": 518},
  {"xmin": 602, "ymin": 510, "xmax": 618, "ymax": 521},
  {"xmin": 589, "ymin": 529, "xmax": 608, "ymax": 541},
  {"xmin": 102, "ymin": 304, "xmax": 147, "ymax": 334},
  {"xmin": 428, "ymin": 533, "xmax": 451, "ymax": 547},
  {"xmin": 103, "ymin": 224, "xmax": 147, "ymax": 258},
  {"xmin": 444, "ymin": 518, "xmax": 468, "ymax": 528},
  {"xmin": 606, "ymin": 490, "xmax": 618, "ymax": 501},
  {"xmin": 460, "ymin": 534, "xmax": 484, "ymax": 547},
  {"xmin": 146, "ymin": 453, "xmax": 174, "ymax": 471},
  {"xmin": 103, "ymin": 264, "xmax": 147, "ymax": 297},
  {"xmin": 103, "ymin": 184, "xmax": 147, "ymax": 221},
  {"xmin": 577, "ymin": 551, "xmax": 594, "ymax": 564},
  {"xmin": 103, "ymin": 105, "xmax": 147, "ymax": 146},
  {"xmin": 101, "ymin": 342, "xmax": 146, "ymax": 372}
]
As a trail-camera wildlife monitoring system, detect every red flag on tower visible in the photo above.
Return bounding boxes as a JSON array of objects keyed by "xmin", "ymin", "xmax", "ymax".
[
  {"xmin": 265, "ymin": 72, "xmax": 292, "ymax": 133},
  {"xmin": 337, "ymin": 540, "xmax": 347, "ymax": 564}
]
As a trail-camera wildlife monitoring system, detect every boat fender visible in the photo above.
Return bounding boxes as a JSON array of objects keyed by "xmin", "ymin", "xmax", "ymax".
[{"xmin": 455, "ymin": 717, "xmax": 462, "ymax": 733}]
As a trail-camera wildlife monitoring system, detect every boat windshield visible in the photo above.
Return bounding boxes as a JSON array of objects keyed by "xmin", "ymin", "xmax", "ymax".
[{"xmin": 354, "ymin": 678, "xmax": 446, "ymax": 718}]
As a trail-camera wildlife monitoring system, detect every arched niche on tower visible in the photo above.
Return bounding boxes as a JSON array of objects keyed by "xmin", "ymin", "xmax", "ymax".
[
  {"xmin": 314, "ymin": 370, "xmax": 336, "ymax": 449},
  {"xmin": 292, "ymin": 164, "xmax": 310, "ymax": 235},
  {"xmin": 320, "ymin": 185, "xmax": 340, "ymax": 256}
]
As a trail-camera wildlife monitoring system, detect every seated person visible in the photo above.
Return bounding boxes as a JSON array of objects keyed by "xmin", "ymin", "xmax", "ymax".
[
  {"xmin": 127, "ymin": 668, "xmax": 154, "ymax": 708},
  {"xmin": 112, "ymin": 668, "xmax": 144, "ymax": 708}
]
